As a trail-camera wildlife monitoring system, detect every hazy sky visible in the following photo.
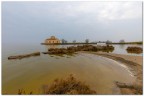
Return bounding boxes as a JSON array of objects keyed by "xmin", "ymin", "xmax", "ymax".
[{"xmin": 2, "ymin": 1, "xmax": 142, "ymax": 44}]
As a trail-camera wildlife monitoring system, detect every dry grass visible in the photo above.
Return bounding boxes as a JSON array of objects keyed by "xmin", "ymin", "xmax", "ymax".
[
  {"xmin": 43, "ymin": 74, "xmax": 96, "ymax": 94},
  {"xmin": 16, "ymin": 74, "xmax": 96, "ymax": 95},
  {"xmin": 43, "ymin": 45, "xmax": 114, "ymax": 55},
  {"xmin": 18, "ymin": 89, "xmax": 32, "ymax": 95},
  {"xmin": 115, "ymin": 81, "xmax": 142, "ymax": 94}
]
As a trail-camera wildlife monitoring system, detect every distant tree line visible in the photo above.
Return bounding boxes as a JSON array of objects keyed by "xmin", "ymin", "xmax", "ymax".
[
  {"xmin": 61, "ymin": 39, "xmax": 67, "ymax": 43},
  {"xmin": 119, "ymin": 39, "xmax": 125, "ymax": 43},
  {"xmin": 60, "ymin": 39, "xmax": 141, "ymax": 44},
  {"xmin": 73, "ymin": 40, "xmax": 76, "ymax": 43}
]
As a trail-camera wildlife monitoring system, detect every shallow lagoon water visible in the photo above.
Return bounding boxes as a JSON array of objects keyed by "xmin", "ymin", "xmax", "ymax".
[{"xmin": 2, "ymin": 44, "xmax": 141, "ymax": 94}]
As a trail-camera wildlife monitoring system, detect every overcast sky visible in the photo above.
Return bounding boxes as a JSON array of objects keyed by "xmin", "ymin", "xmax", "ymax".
[{"xmin": 2, "ymin": 1, "xmax": 142, "ymax": 44}]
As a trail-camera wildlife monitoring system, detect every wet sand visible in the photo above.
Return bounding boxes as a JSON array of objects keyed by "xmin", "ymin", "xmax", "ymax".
[
  {"xmin": 81, "ymin": 51, "xmax": 142, "ymax": 94},
  {"xmin": 95, "ymin": 52, "xmax": 142, "ymax": 65}
]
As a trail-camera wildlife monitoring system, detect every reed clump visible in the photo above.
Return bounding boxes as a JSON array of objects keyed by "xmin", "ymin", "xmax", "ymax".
[
  {"xmin": 115, "ymin": 81, "xmax": 142, "ymax": 94},
  {"xmin": 126, "ymin": 47, "xmax": 142, "ymax": 54},
  {"xmin": 42, "ymin": 45, "xmax": 114, "ymax": 55},
  {"xmin": 18, "ymin": 89, "xmax": 32, "ymax": 95},
  {"xmin": 43, "ymin": 74, "xmax": 96, "ymax": 94}
]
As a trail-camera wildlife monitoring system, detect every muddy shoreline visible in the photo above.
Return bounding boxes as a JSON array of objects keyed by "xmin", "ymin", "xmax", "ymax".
[{"xmin": 81, "ymin": 51, "xmax": 142, "ymax": 94}]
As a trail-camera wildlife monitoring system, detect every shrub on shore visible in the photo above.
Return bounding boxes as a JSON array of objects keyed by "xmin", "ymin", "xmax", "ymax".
[
  {"xmin": 126, "ymin": 47, "xmax": 142, "ymax": 54},
  {"xmin": 43, "ymin": 74, "xmax": 96, "ymax": 94},
  {"xmin": 115, "ymin": 81, "xmax": 142, "ymax": 94},
  {"xmin": 43, "ymin": 45, "xmax": 114, "ymax": 55},
  {"xmin": 17, "ymin": 89, "xmax": 32, "ymax": 95}
]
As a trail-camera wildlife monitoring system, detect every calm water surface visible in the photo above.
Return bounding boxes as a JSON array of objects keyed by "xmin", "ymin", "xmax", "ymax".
[{"xmin": 2, "ymin": 43, "xmax": 142, "ymax": 94}]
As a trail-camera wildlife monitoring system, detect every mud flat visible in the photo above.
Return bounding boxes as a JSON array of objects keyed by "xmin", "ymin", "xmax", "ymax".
[
  {"xmin": 82, "ymin": 51, "xmax": 142, "ymax": 94},
  {"xmin": 8, "ymin": 52, "xmax": 40, "ymax": 60}
]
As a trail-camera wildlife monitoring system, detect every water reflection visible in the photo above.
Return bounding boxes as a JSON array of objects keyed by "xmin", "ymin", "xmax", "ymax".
[
  {"xmin": 47, "ymin": 45, "xmax": 60, "ymax": 49},
  {"xmin": 112, "ymin": 44, "xmax": 142, "ymax": 56},
  {"xmin": 119, "ymin": 44, "xmax": 125, "ymax": 49},
  {"xmin": 45, "ymin": 45, "xmax": 74, "ymax": 50},
  {"xmin": 44, "ymin": 45, "xmax": 61, "ymax": 52}
]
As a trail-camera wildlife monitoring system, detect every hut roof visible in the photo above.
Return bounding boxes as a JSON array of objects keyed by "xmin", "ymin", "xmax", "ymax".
[{"xmin": 46, "ymin": 36, "xmax": 60, "ymax": 40}]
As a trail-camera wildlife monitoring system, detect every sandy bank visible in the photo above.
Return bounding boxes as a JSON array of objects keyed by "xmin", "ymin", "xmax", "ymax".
[
  {"xmin": 80, "ymin": 51, "xmax": 142, "ymax": 95},
  {"xmin": 94, "ymin": 52, "xmax": 142, "ymax": 65}
]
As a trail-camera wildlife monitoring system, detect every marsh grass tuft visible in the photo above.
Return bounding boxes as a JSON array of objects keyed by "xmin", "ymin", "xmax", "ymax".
[
  {"xmin": 43, "ymin": 74, "xmax": 96, "ymax": 94},
  {"xmin": 115, "ymin": 81, "xmax": 142, "ymax": 94},
  {"xmin": 126, "ymin": 47, "xmax": 142, "ymax": 54},
  {"xmin": 18, "ymin": 89, "xmax": 32, "ymax": 95}
]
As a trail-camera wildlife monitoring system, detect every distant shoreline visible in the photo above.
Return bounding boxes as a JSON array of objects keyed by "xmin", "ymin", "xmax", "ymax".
[
  {"xmin": 41, "ymin": 42, "xmax": 142, "ymax": 45},
  {"xmin": 109, "ymin": 42, "xmax": 143, "ymax": 45},
  {"xmin": 41, "ymin": 43, "xmax": 98, "ymax": 45}
]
